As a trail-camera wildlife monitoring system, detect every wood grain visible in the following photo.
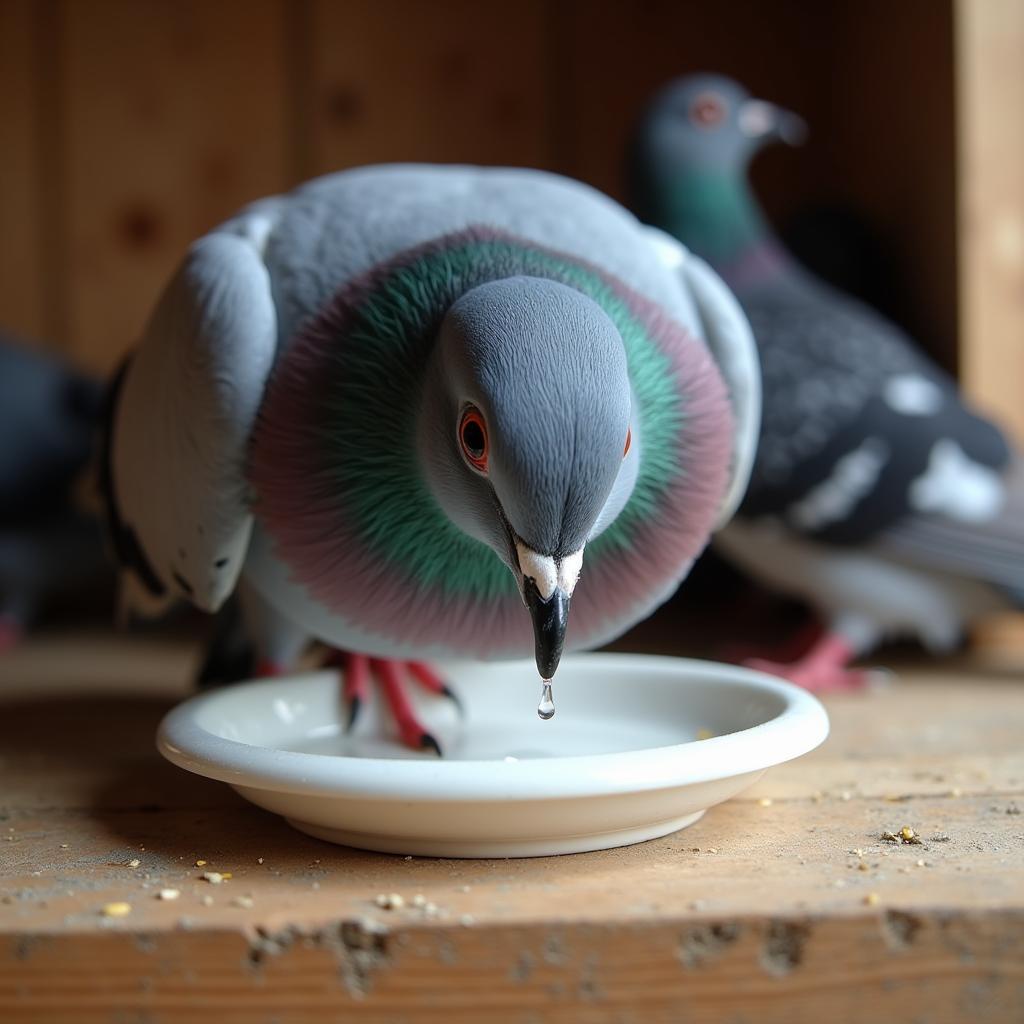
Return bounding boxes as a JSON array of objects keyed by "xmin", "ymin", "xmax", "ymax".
[
  {"xmin": 0, "ymin": 0, "xmax": 45, "ymax": 342},
  {"xmin": 1, "ymin": 631, "xmax": 1022, "ymax": 1021},
  {"xmin": 303, "ymin": 0, "xmax": 550, "ymax": 177},
  {"xmin": 58, "ymin": 0, "xmax": 291, "ymax": 374},
  {"xmin": 817, "ymin": 0, "xmax": 958, "ymax": 373},
  {"xmin": 956, "ymin": 0, "xmax": 1024, "ymax": 444},
  {"xmin": 553, "ymin": 1, "xmax": 959, "ymax": 373},
  {"xmin": 550, "ymin": 0, "xmax": 825, "ymax": 208},
  {"xmin": 0, "ymin": 0, "xmax": 977, "ymax": 392}
]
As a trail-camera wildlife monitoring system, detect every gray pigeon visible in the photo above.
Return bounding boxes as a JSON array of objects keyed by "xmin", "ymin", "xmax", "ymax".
[
  {"xmin": 103, "ymin": 164, "xmax": 760, "ymax": 750},
  {"xmin": 0, "ymin": 336, "xmax": 108, "ymax": 649},
  {"xmin": 631, "ymin": 74, "xmax": 1024, "ymax": 690}
]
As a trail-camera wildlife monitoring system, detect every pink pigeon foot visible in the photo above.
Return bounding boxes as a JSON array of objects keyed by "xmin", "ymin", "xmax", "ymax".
[
  {"xmin": 255, "ymin": 657, "xmax": 290, "ymax": 678},
  {"xmin": 724, "ymin": 618, "xmax": 824, "ymax": 666},
  {"xmin": 328, "ymin": 652, "xmax": 460, "ymax": 755},
  {"xmin": 744, "ymin": 632, "xmax": 869, "ymax": 693},
  {"xmin": 0, "ymin": 616, "xmax": 24, "ymax": 654}
]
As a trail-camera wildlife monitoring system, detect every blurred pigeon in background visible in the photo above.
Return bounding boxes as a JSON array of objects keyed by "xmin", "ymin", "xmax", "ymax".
[
  {"xmin": 0, "ymin": 336, "xmax": 109, "ymax": 650},
  {"xmin": 630, "ymin": 73, "xmax": 1024, "ymax": 690},
  {"xmin": 102, "ymin": 163, "xmax": 760, "ymax": 751}
]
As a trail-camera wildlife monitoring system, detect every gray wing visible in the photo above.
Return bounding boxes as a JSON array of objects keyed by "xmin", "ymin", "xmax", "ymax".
[
  {"xmin": 743, "ymin": 281, "xmax": 928, "ymax": 496},
  {"xmin": 874, "ymin": 455, "xmax": 1024, "ymax": 601},
  {"xmin": 257, "ymin": 164, "xmax": 703, "ymax": 351},
  {"xmin": 643, "ymin": 227, "xmax": 761, "ymax": 526},
  {"xmin": 110, "ymin": 228, "xmax": 278, "ymax": 613},
  {"xmin": 737, "ymin": 279, "xmax": 1014, "ymax": 549}
]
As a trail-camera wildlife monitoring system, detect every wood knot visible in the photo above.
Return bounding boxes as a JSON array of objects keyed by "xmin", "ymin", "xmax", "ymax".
[
  {"xmin": 678, "ymin": 921, "xmax": 741, "ymax": 969},
  {"xmin": 761, "ymin": 920, "xmax": 811, "ymax": 976},
  {"xmin": 325, "ymin": 85, "xmax": 363, "ymax": 124},
  {"xmin": 883, "ymin": 910, "xmax": 923, "ymax": 949},
  {"xmin": 117, "ymin": 203, "xmax": 163, "ymax": 250}
]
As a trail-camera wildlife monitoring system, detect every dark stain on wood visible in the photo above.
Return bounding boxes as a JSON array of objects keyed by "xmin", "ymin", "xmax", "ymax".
[
  {"xmin": 325, "ymin": 85, "xmax": 363, "ymax": 125},
  {"xmin": 116, "ymin": 203, "xmax": 163, "ymax": 250}
]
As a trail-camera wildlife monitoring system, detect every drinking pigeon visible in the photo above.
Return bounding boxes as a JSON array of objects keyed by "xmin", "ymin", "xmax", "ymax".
[{"xmin": 103, "ymin": 163, "xmax": 759, "ymax": 749}]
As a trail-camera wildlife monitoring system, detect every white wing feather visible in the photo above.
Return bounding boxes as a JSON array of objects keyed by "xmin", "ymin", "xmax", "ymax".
[{"xmin": 112, "ymin": 231, "xmax": 277, "ymax": 612}]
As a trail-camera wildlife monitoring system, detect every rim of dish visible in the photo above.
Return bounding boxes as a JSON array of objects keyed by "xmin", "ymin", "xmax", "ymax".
[{"xmin": 157, "ymin": 653, "xmax": 829, "ymax": 802}]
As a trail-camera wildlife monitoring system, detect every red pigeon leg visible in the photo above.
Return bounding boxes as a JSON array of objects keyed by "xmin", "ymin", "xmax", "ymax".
[
  {"xmin": 724, "ymin": 616, "xmax": 824, "ymax": 666},
  {"xmin": 324, "ymin": 651, "xmax": 457, "ymax": 753},
  {"xmin": 254, "ymin": 657, "xmax": 289, "ymax": 677},
  {"xmin": 0, "ymin": 614, "xmax": 24, "ymax": 653},
  {"xmin": 745, "ymin": 631, "xmax": 870, "ymax": 693},
  {"xmin": 406, "ymin": 660, "xmax": 463, "ymax": 716},
  {"xmin": 371, "ymin": 658, "xmax": 442, "ymax": 756}
]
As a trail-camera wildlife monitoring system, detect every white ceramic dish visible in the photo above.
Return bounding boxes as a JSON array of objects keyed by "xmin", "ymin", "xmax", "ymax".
[{"xmin": 157, "ymin": 653, "xmax": 828, "ymax": 858}]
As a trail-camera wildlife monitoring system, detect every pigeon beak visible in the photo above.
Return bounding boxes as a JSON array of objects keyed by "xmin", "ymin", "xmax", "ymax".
[
  {"xmin": 738, "ymin": 99, "xmax": 807, "ymax": 146},
  {"xmin": 524, "ymin": 578, "xmax": 569, "ymax": 680},
  {"xmin": 513, "ymin": 543, "xmax": 584, "ymax": 680}
]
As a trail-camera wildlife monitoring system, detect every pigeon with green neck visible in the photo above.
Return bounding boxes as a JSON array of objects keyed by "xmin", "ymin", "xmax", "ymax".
[
  {"xmin": 631, "ymin": 74, "xmax": 1024, "ymax": 690},
  {"xmin": 103, "ymin": 163, "xmax": 760, "ymax": 752}
]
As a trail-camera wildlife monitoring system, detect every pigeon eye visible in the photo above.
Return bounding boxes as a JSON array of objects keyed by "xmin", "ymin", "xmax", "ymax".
[
  {"xmin": 623, "ymin": 427, "xmax": 632, "ymax": 458},
  {"xmin": 691, "ymin": 94, "xmax": 725, "ymax": 129},
  {"xmin": 459, "ymin": 406, "xmax": 489, "ymax": 473}
]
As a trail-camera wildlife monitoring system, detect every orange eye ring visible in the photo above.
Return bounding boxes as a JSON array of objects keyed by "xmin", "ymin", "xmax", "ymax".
[
  {"xmin": 691, "ymin": 93, "xmax": 725, "ymax": 129},
  {"xmin": 459, "ymin": 406, "xmax": 489, "ymax": 473},
  {"xmin": 623, "ymin": 427, "xmax": 632, "ymax": 458}
]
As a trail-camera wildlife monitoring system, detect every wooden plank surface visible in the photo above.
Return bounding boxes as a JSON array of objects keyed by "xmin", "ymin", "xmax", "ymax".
[
  {"xmin": 304, "ymin": 0, "xmax": 550, "ymax": 177},
  {"xmin": 820, "ymin": 0, "xmax": 958, "ymax": 373},
  {"xmin": 0, "ymin": 0, "xmax": 45, "ymax": 342},
  {"xmin": 956, "ymin": 0, "xmax": 1024, "ymax": 444},
  {"xmin": 58, "ymin": 0, "xmax": 291, "ymax": 375},
  {"xmin": 1, "ymin": 630, "xmax": 1022, "ymax": 1021}
]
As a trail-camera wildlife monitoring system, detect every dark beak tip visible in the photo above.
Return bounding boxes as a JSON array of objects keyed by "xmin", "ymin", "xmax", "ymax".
[{"xmin": 523, "ymin": 579, "xmax": 570, "ymax": 680}]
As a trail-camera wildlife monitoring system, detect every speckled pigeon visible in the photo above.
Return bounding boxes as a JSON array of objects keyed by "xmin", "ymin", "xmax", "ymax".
[
  {"xmin": 630, "ymin": 74, "xmax": 1024, "ymax": 689},
  {"xmin": 0, "ymin": 336, "xmax": 108, "ymax": 649},
  {"xmin": 103, "ymin": 164, "xmax": 759, "ymax": 751}
]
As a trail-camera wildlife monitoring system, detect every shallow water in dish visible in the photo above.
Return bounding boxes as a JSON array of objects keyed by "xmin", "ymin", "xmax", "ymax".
[
  {"xmin": 278, "ymin": 714, "xmax": 686, "ymax": 761},
  {"xmin": 197, "ymin": 658, "xmax": 791, "ymax": 765}
]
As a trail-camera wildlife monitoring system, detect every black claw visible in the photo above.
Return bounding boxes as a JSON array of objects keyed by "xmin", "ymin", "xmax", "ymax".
[
  {"xmin": 420, "ymin": 732, "xmax": 443, "ymax": 757},
  {"xmin": 440, "ymin": 684, "xmax": 465, "ymax": 718},
  {"xmin": 346, "ymin": 695, "xmax": 362, "ymax": 733}
]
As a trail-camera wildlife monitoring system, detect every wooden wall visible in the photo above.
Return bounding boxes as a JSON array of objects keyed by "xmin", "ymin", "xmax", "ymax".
[
  {"xmin": 956, "ymin": 0, "xmax": 1024, "ymax": 445},
  {"xmin": 0, "ymin": 0, "xmax": 970, "ymax": 394}
]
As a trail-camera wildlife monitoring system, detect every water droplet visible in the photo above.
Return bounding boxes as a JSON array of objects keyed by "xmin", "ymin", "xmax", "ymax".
[{"xmin": 537, "ymin": 680, "xmax": 555, "ymax": 720}]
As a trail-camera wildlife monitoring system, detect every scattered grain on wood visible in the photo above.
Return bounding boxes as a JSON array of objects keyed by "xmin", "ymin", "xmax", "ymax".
[{"xmin": 881, "ymin": 828, "xmax": 923, "ymax": 845}]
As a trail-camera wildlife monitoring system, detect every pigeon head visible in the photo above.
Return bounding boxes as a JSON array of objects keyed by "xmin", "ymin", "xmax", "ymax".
[
  {"xmin": 419, "ymin": 276, "xmax": 634, "ymax": 679},
  {"xmin": 629, "ymin": 74, "xmax": 808, "ymax": 269},
  {"xmin": 633, "ymin": 73, "xmax": 806, "ymax": 178}
]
